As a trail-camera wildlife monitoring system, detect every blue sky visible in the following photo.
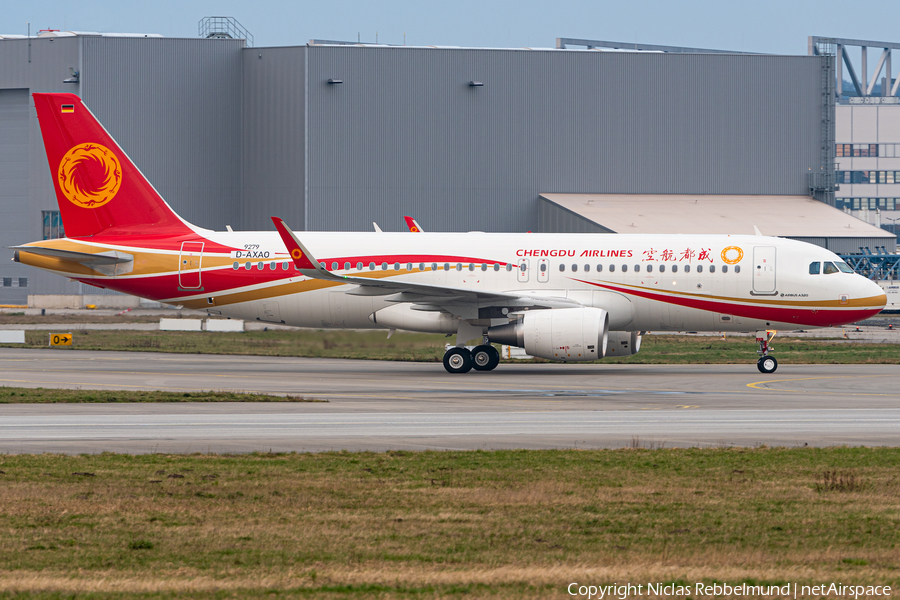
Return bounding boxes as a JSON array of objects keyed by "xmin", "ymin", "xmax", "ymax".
[{"xmin": 3, "ymin": 0, "xmax": 898, "ymax": 55}]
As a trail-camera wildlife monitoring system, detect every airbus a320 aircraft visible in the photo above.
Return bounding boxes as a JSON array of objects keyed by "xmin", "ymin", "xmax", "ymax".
[{"xmin": 12, "ymin": 93, "xmax": 887, "ymax": 374}]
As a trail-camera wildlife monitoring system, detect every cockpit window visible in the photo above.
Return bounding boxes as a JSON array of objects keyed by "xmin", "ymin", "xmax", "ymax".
[
  {"xmin": 823, "ymin": 261, "xmax": 839, "ymax": 274},
  {"xmin": 809, "ymin": 262, "xmax": 820, "ymax": 275},
  {"xmin": 835, "ymin": 262, "xmax": 854, "ymax": 273}
]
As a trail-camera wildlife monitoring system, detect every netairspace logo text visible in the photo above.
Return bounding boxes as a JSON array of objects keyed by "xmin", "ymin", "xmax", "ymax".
[{"xmin": 567, "ymin": 582, "xmax": 892, "ymax": 599}]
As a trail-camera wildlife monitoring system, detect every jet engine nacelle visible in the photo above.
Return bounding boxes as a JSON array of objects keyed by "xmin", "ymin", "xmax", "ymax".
[
  {"xmin": 488, "ymin": 307, "xmax": 608, "ymax": 361},
  {"xmin": 604, "ymin": 331, "xmax": 642, "ymax": 356}
]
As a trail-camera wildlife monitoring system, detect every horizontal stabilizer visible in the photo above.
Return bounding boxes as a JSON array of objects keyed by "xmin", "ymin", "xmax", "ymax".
[{"xmin": 11, "ymin": 246, "xmax": 133, "ymax": 265}]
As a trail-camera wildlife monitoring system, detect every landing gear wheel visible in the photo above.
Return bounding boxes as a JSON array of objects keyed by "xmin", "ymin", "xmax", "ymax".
[
  {"xmin": 471, "ymin": 345, "xmax": 500, "ymax": 371},
  {"xmin": 443, "ymin": 347, "xmax": 473, "ymax": 374},
  {"xmin": 757, "ymin": 356, "xmax": 778, "ymax": 374}
]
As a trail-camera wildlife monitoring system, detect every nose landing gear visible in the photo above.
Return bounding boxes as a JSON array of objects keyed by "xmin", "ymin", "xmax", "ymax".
[{"xmin": 756, "ymin": 330, "xmax": 778, "ymax": 373}]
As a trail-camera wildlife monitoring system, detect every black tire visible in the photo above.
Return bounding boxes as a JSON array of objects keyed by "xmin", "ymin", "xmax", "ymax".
[
  {"xmin": 757, "ymin": 356, "xmax": 778, "ymax": 374},
  {"xmin": 471, "ymin": 345, "xmax": 500, "ymax": 371},
  {"xmin": 443, "ymin": 347, "xmax": 473, "ymax": 374}
]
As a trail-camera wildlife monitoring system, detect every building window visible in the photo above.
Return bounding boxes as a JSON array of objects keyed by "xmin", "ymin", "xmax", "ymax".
[
  {"xmin": 18, "ymin": 278, "xmax": 27, "ymax": 287},
  {"xmin": 2, "ymin": 278, "xmax": 10, "ymax": 287},
  {"xmin": 42, "ymin": 211, "xmax": 65, "ymax": 240}
]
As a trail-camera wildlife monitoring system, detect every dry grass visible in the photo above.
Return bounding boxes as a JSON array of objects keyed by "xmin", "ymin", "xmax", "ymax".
[
  {"xmin": 0, "ymin": 448, "xmax": 898, "ymax": 598},
  {"xmin": 0, "ymin": 387, "xmax": 324, "ymax": 403}
]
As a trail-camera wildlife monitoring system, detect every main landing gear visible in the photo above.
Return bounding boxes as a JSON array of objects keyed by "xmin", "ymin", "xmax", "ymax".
[
  {"xmin": 756, "ymin": 330, "xmax": 778, "ymax": 373},
  {"xmin": 443, "ymin": 343, "xmax": 500, "ymax": 374}
]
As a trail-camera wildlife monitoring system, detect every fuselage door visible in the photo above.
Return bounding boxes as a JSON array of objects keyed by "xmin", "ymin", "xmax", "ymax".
[
  {"xmin": 178, "ymin": 241, "xmax": 204, "ymax": 289},
  {"xmin": 752, "ymin": 246, "xmax": 776, "ymax": 293},
  {"xmin": 517, "ymin": 258, "xmax": 529, "ymax": 283},
  {"xmin": 537, "ymin": 258, "xmax": 549, "ymax": 283}
]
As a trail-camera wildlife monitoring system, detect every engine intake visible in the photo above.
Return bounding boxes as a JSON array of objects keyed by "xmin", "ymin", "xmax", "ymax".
[{"xmin": 488, "ymin": 307, "xmax": 609, "ymax": 361}]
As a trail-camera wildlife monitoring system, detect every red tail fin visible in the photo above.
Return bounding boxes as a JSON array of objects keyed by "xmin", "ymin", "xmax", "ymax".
[{"xmin": 33, "ymin": 93, "xmax": 192, "ymax": 238}]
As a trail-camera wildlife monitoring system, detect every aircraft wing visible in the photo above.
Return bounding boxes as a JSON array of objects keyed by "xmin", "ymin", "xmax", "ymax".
[{"xmin": 270, "ymin": 217, "xmax": 578, "ymax": 318}]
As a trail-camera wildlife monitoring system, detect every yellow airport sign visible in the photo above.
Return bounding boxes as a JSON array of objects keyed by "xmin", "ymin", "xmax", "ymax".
[{"xmin": 49, "ymin": 333, "xmax": 73, "ymax": 346}]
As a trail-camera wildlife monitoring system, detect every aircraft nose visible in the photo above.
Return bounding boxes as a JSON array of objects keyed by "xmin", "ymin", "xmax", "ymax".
[{"xmin": 863, "ymin": 278, "xmax": 887, "ymax": 310}]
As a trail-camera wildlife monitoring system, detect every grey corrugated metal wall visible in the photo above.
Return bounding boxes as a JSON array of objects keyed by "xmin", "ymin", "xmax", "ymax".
[
  {"xmin": 81, "ymin": 37, "xmax": 244, "ymax": 230},
  {"xmin": 297, "ymin": 47, "xmax": 825, "ymax": 233},
  {"xmin": 0, "ymin": 37, "xmax": 86, "ymax": 298},
  {"xmin": 241, "ymin": 47, "xmax": 306, "ymax": 231}
]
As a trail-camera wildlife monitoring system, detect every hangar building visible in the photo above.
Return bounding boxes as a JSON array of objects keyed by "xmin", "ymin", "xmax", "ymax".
[{"xmin": 0, "ymin": 25, "xmax": 890, "ymax": 305}]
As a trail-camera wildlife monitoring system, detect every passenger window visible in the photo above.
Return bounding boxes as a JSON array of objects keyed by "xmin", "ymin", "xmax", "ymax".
[
  {"xmin": 407, "ymin": 263, "xmax": 413, "ymax": 271},
  {"xmin": 621, "ymin": 264, "xmax": 628, "ymax": 272},
  {"xmin": 468, "ymin": 263, "xmax": 475, "ymax": 271},
  {"xmin": 505, "ymin": 264, "xmax": 512, "ymax": 272},
  {"xmin": 659, "ymin": 264, "xmax": 665, "ymax": 273},
  {"xmin": 493, "ymin": 264, "xmax": 500, "ymax": 271},
  {"xmin": 559, "ymin": 264, "xmax": 565, "ymax": 272},
  {"xmin": 271, "ymin": 262, "xmax": 277, "ymax": 270},
  {"xmin": 381, "ymin": 262, "xmax": 388, "ymax": 270},
  {"xmin": 634, "ymin": 264, "xmax": 639, "ymax": 272},
  {"xmin": 444, "ymin": 263, "xmax": 450, "ymax": 271},
  {"xmin": 596, "ymin": 264, "xmax": 603, "ymax": 272},
  {"xmin": 419, "ymin": 263, "xmax": 425, "ymax": 270},
  {"xmin": 394, "ymin": 262, "xmax": 400, "ymax": 271},
  {"xmin": 232, "ymin": 262, "xmax": 239, "ymax": 270},
  {"xmin": 332, "ymin": 262, "xmax": 339, "ymax": 270},
  {"xmin": 344, "ymin": 262, "xmax": 351, "ymax": 270},
  {"xmin": 696, "ymin": 265, "xmax": 703, "ymax": 273},
  {"xmin": 609, "ymin": 264, "xmax": 615, "ymax": 272},
  {"xmin": 722, "ymin": 265, "xmax": 728, "ymax": 273},
  {"xmin": 823, "ymin": 261, "xmax": 839, "ymax": 274},
  {"xmin": 709, "ymin": 265, "xmax": 716, "ymax": 273},
  {"xmin": 646, "ymin": 264, "xmax": 653, "ymax": 273},
  {"xmin": 809, "ymin": 262, "xmax": 820, "ymax": 275},
  {"xmin": 836, "ymin": 262, "xmax": 853, "ymax": 273},
  {"xmin": 584, "ymin": 264, "xmax": 590, "ymax": 272},
  {"xmin": 283, "ymin": 261, "xmax": 290, "ymax": 270},
  {"xmin": 734, "ymin": 265, "xmax": 740, "ymax": 273},
  {"xmin": 540, "ymin": 263, "xmax": 548, "ymax": 272},
  {"xmin": 456, "ymin": 263, "xmax": 462, "ymax": 271},
  {"xmin": 245, "ymin": 262, "xmax": 251, "ymax": 270},
  {"xmin": 684, "ymin": 264, "xmax": 690, "ymax": 273},
  {"xmin": 671, "ymin": 265, "xmax": 678, "ymax": 273},
  {"xmin": 369, "ymin": 262, "xmax": 376, "ymax": 270},
  {"xmin": 432, "ymin": 263, "xmax": 438, "ymax": 271},
  {"xmin": 571, "ymin": 264, "xmax": 578, "ymax": 272},
  {"xmin": 258, "ymin": 262, "xmax": 265, "ymax": 270}
]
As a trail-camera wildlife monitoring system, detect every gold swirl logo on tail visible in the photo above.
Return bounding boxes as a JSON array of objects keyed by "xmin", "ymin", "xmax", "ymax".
[{"xmin": 57, "ymin": 143, "xmax": 122, "ymax": 209}]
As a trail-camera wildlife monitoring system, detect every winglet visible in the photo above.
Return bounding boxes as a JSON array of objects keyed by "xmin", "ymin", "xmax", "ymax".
[
  {"xmin": 404, "ymin": 216, "xmax": 424, "ymax": 232},
  {"xmin": 270, "ymin": 217, "xmax": 321, "ymax": 271}
]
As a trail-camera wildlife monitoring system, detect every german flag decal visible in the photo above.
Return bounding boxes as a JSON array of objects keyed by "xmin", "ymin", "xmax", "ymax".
[{"xmin": 61, "ymin": 104, "xmax": 75, "ymax": 113}]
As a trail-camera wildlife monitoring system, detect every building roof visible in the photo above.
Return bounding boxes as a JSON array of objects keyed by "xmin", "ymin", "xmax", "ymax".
[{"xmin": 540, "ymin": 193, "xmax": 895, "ymax": 239}]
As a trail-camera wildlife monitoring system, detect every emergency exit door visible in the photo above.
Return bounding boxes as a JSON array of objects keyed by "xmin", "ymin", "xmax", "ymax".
[
  {"xmin": 179, "ymin": 241, "xmax": 204, "ymax": 289},
  {"xmin": 752, "ymin": 246, "xmax": 776, "ymax": 294}
]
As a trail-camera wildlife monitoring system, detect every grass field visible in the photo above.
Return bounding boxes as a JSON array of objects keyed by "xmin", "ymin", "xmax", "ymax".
[
  {"xmin": 3, "ymin": 328, "xmax": 900, "ymax": 364},
  {"xmin": 0, "ymin": 388, "xmax": 323, "ymax": 404},
  {"xmin": 0, "ymin": 448, "xmax": 897, "ymax": 598}
]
